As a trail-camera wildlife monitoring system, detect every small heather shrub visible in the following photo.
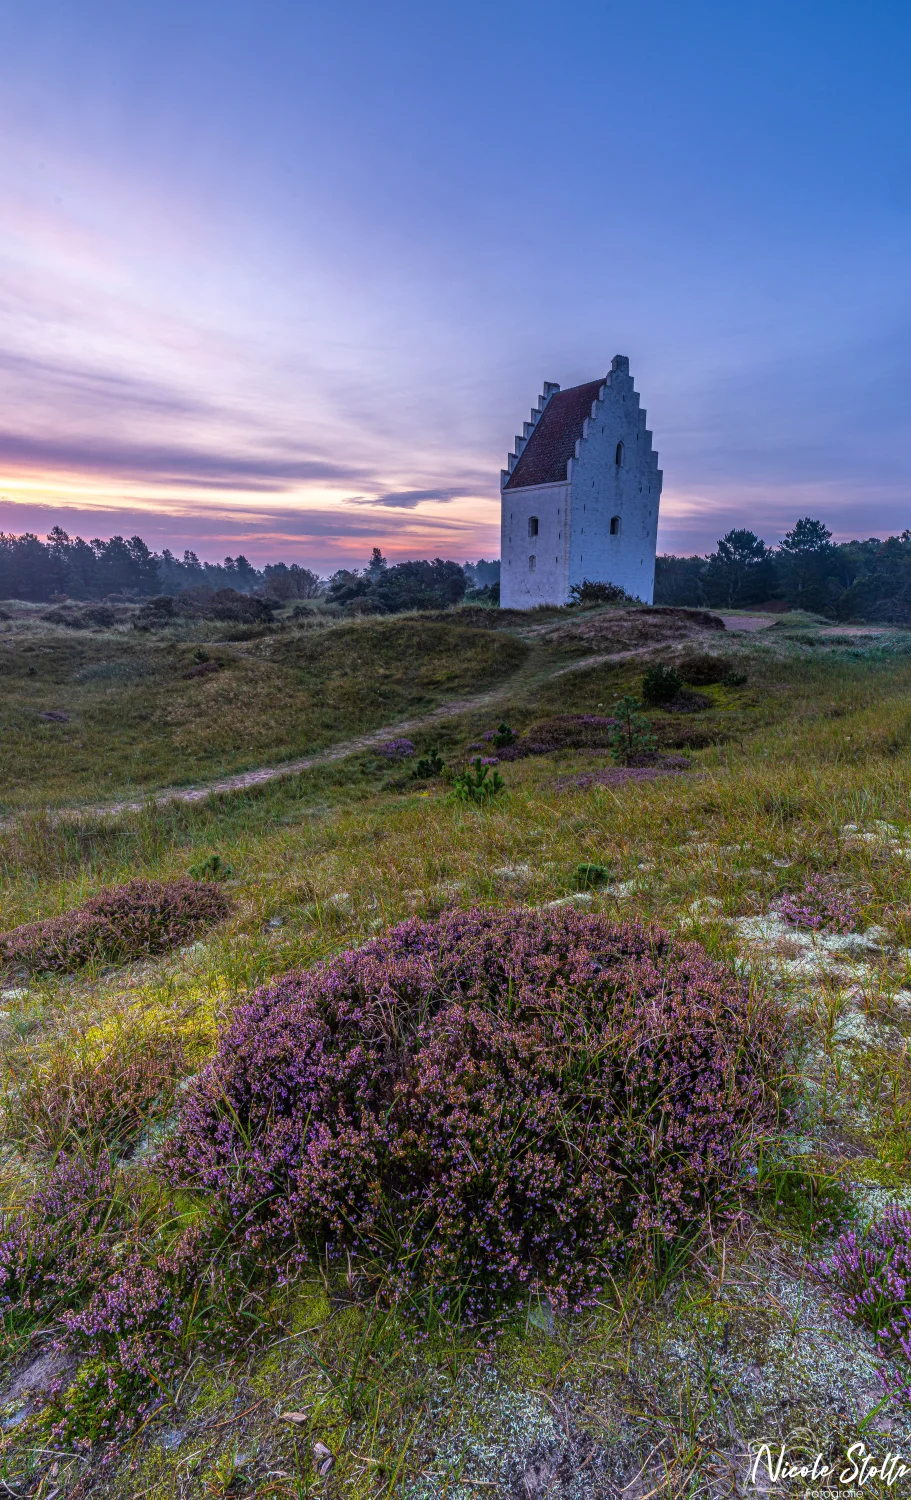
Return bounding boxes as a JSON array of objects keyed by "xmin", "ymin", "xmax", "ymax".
[
  {"xmin": 0, "ymin": 1156, "xmax": 124, "ymax": 1324},
  {"xmin": 555, "ymin": 761, "xmax": 690, "ymax": 791},
  {"xmin": 641, "ymin": 664, "xmax": 683, "ymax": 706},
  {"xmin": 496, "ymin": 714, "xmax": 617, "ymax": 761},
  {"xmin": 52, "ymin": 1227, "xmax": 211, "ymax": 1449},
  {"xmin": 758, "ymin": 1159, "xmax": 854, "ymax": 1238},
  {"xmin": 0, "ymin": 878, "xmax": 231, "ymax": 975},
  {"xmin": 816, "ymin": 1207, "xmax": 911, "ymax": 1404},
  {"xmin": 167, "ymin": 907, "xmax": 784, "ymax": 1316},
  {"xmin": 378, "ymin": 738, "xmax": 416, "ymax": 760},
  {"xmin": 678, "ymin": 653, "xmax": 747, "ymax": 687},
  {"xmin": 778, "ymin": 874, "xmax": 859, "ymax": 933},
  {"xmin": 450, "ymin": 757, "xmax": 505, "ymax": 804},
  {"xmin": 609, "ymin": 696, "xmax": 658, "ymax": 765}
]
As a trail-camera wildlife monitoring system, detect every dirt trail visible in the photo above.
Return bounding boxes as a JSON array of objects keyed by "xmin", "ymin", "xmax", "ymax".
[{"xmin": 10, "ymin": 621, "xmax": 731, "ymax": 825}]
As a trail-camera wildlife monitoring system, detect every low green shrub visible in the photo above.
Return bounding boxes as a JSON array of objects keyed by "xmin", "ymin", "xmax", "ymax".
[
  {"xmin": 568, "ymin": 579, "xmax": 638, "ymax": 606},
  {"xmin": 189, "ymin": 852, "xmax": 234, "ymax": 881},
  {"xmin": 412, "ymin": 748, "xmax": 445, "ymax": 780},
  {"xmin": 678, "ymin": 652, "xmax": 747, "ymax": 687},
  {"xmin": 641, "ymin": 664, "xmax": 683, "ymax": 706},
  {"xmin": 609, "ymin": 696, "xmax": 657, "ymax": 764},
  {"xmin": 450, "ymin": 758, "xmax": 505, "ymax": 803}
]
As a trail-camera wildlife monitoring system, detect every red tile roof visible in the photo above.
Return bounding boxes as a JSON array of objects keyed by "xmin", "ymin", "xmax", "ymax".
[{"xmin": 504, "ymin": 379, "xmax": 605, "ymax": 490}]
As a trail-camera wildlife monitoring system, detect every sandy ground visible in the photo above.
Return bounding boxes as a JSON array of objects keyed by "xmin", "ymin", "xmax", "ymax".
[{"xmin": 718, "ymin": 615, "xmax": 777, "ymax": 631}]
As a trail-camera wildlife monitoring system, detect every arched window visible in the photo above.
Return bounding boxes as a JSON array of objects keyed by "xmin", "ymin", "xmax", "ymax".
[
  {"xmin": 528, "ymin": 555, "xmax": 536, "ymax": 573},
  {"xmin": 615, "ymin": 441, "xmax": 624, "ymax": 466},
  {"xmin": 527, "ymin": 516, "xmax": 538, "ymax": 538},
  {"xmin": 610, "ymin": 515, "xmax": 622, "ymax": 536}
]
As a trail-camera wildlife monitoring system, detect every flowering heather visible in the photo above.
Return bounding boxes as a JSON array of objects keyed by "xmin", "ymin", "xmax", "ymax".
[
  {"xmin": 377, "ymin": 738, "xmax": 416, "ymax": 759},
  {"xmin": 496, "ymin": 715, "xmax": 618, "ymax": 761},
  {"xmin": 167, "ymin": 907, "xmax": 783, "ymax": 1315},
  {"xmin": 555, "ymin": 759, "xmax": 690, "ymax": 791},
  {"xmin": 778, "ymin": 874, "xmax": 859, "ymax": 933},
  {"xmin": 816, "ymin": 1207, "xmax": 911, "ymax": 1404},
  {"xmin": 0, "ymin": 877, "xmax": 231, "ymax": 975},
  {"xmin": 0, "ymin": 1155, "xmax": 224, "ymax": 1447},
  {"xmin": 0, "ymin": 1156, "xmax": 123, "ymax": 1321}
]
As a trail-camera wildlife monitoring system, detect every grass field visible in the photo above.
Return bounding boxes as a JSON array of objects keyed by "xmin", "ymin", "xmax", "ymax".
[
  {"xmin": 3, "ymin": 603, "xmax": 911, "ymax": 1496},
  {"xmin": 0, "ymin": 611, "xmax": 529, "ymax": 811}
]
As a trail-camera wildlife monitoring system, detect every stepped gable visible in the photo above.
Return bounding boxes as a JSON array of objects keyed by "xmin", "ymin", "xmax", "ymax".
[{"xmin": 504, "ymin": 378, "xmax": 605, "ymax": 490}]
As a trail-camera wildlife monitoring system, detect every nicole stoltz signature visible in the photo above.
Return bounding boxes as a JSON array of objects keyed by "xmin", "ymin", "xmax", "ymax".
[{"xmin": 748, "ymin": 1440, "xmax": 910, "ymax": 1491}]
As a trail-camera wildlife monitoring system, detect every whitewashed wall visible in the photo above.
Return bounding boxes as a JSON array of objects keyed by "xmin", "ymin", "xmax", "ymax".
[
  {"xmin": 566, "ymin": 361, "xmax": 662, "ymax": 603},
  {"xmin": 500, "ymin": 480, "xmax": 570, "ymax": 608}
]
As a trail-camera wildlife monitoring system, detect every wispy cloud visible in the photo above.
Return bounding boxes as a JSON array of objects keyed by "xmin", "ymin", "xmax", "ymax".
[
  {"xmin": 352, "ymin": 486, "xmax": 476, "ymax": 509},
  {"xmin": 0, "ymin": 494, "xmax": 498, "ymax": 571},
  {"xmin": 0, "ymin": 430, "xmax": 374, "ymax": 491}
]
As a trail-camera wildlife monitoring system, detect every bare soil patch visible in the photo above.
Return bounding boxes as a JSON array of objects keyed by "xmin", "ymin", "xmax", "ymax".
[{"xmin": 544, "ymin": 607, "xmax": 725, "ymax": 653}]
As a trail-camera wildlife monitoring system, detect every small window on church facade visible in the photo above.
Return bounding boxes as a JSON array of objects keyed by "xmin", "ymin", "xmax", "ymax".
[
  {"xmin": 528, "ymin": 516, "xmax": 538, "ymax": 538},
  {"xmin": 528, "ymin": 555, "xmax": 536, "ymax": 572},
  {"xmin": 610, "ymin": 515, "xmax": 622, "ymax": 536},
  {"xmin": 615, "ymin": 441, "xmax": 624, "ymax": 466}
]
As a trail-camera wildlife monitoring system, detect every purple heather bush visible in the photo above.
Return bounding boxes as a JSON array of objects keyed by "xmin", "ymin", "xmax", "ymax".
[
  {"xmin": 167, "ymin": 907, "xmax": 784, "ymax": 1315},
  {"xmin": 0, "ymin": 1155, "xmax": 227, "ymax": 1448},
  {"xmin": 377, "ymin": 738, "xmax": 416, "ymax": 760},
  {"xmin": 555, "ymin": 762, "xmax": 690, "ymax": 791},
  {"xmin": 816, "ymin": 1207, "xmax": 911, "ymax": 1404},
  {"xmin": 0, "ymin": 878, "xmax": 231, "ymax": 975},
  {"xmin": 0, "ymin": 1156, "xmax": 122, "ymax": 1321},
  {"xmin": 778, "ymin": 874, "xmax": 859, "ymax": 934},
  {"xmin": 496, "ymin": 715, "xmax": 618, "ymax": 762}
]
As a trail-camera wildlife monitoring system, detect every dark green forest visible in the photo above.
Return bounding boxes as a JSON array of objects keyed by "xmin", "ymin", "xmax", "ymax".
[{"xmin": 3, "ymin": 517, "xmax": 911, "ymax": 622}]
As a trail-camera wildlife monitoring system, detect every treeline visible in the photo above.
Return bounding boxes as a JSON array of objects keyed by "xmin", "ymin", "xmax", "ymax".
[
  {"xmin": 655, "ymin": 520, "xmax": 911, "ymax": 623},
  {"xmin": 7, "ymin": 515, "xmax": 911, "ymax": 622},
  {"xmin": 0, "ymin": 526, "xmax": 325, "ymax": 602},
  {"xmin": 0, "ymin": 527, "xmax": 501, "ymax": 610}
]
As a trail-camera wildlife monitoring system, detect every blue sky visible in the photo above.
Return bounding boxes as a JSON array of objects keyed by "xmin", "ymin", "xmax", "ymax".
[{"xmin": 0, "ymin": 0, "xmax": 908, "ymax": 567}]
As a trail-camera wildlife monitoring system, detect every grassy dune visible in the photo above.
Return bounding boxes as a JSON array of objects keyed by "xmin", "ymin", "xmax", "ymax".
[
  {"xmin": 2, "ymin": 608, "xmax": 911, "ymax": 1495},
  {"xmin": 0, "ymin": 614, "xmax": 528, "ymax": 811}
]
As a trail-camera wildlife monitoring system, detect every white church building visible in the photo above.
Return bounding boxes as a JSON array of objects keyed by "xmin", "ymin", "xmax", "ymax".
[{"xmin": 499, "ymin": 355, "xmax": 662, "ymax": 608}]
